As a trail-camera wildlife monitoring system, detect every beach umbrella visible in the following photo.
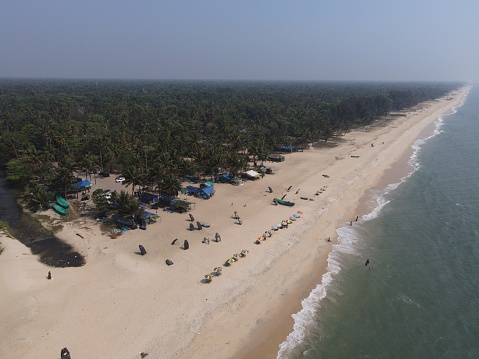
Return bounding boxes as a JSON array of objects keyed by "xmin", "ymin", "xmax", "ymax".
[
  {"xmin": 297, "ymin": 211, "xmax": 303, "ymax": 215},
  {"xmin": 204, "ymin": 274, "xmax": 212, "ymax": 282},
  {"xmin": 214, "ymin": 267, "xmax": 223, "ymax": 275},
  {"xmin": 226, "ymin": 258, "xmax": 235, "ymax": 264},
  {"xmin": 287, "ymin": 219, "xmax": 292, "ymax": 224},
  {"xmin": 281, "ymin": 221, "xmax": 287, "ymax": 226},
  {"xmin": 290, "ymin": 216, "xmax": 296, "ymax": 221},
  {"xmin": 293, "ymin": 213, "xmax": 300, "ymax": 218},
  {"xmin": 233, "ymin": 253, "xmax": 239, "ymax": 260},
  {"xmin": 272, "ymin": 225, "xmax": 278, "ymax": 231}
]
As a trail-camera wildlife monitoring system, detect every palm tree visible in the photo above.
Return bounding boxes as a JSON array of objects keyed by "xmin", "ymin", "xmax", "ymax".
[
  {"xmin": 113, "ymin": 190, "xmax": 144, "ymax": 218},
  {"xmin": 123, "ymin": 166, "xmax": 145, "ymax": 195},
  {"xmin": 157, "ymin": 173, "xmax": 181, "ymax": 196}
]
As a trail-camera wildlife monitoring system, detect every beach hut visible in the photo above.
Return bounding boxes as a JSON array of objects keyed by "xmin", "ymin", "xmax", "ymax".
[
  {"xmin": 244, "ymin": 170, "xmax": 261, "ymax": 181},
  {"xmin": 139, "ymin": 192, "xmax": 159, "ymax": 205},
  {"xmin": 74, "ymin": 180, "xmax": 92, "ymax": 190},
  {"xmin": 200, "ymin": 181, "xmax": 214, "ymax": 188},
  {"xmin": 267, "ymin": 154, "xmax": 285, "ymax": 162},
  {"xmin": 197, "ymin": 186, "xmax": 215, "ymax": 199}
]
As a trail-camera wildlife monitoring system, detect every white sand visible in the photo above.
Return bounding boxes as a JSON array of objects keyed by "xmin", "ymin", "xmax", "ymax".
[{"xmin": 0, "ymin": 86, "xmax": 469, "ymax": 359}]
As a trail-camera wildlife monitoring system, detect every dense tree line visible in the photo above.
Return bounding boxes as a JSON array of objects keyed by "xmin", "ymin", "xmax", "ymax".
[{"xmin": 0, "ymin": 79, "xmax": 461, "ymax": 214}]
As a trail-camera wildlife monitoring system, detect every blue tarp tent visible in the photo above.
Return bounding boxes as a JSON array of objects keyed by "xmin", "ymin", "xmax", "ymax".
[
  {"xmin": 139, "ymin": 192, "xmax": 159, "ymax": 204},
  {"xmin": 198, "ymin": 186, "xmax": 215, "ymax": 199},
  {"xmin": 74, "ymin": 180, "xmax": 92, "ymax": 189}
]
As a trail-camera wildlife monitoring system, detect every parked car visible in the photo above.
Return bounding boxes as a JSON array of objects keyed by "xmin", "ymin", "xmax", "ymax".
[
  {"xmin": 99, "ymin": 171, "xmax": 110, "ymax": 177},
  {"xmin": 115, "ymin": 176, "xmax": 125, "ymax": 183},
  {"xmin": 103, "ymin": 192, "xmax": 112, "ymax": 199}
]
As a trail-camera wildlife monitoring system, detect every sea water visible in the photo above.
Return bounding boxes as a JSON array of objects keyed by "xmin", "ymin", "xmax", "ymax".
[{"xmin": 278, "ymin": 86, "xmax": 479, "ymax": 359}]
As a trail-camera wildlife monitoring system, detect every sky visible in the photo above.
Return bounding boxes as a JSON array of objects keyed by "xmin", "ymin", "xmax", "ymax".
[{"xmin": 1, "ymin": 0, "xmax": 478, "ymax": 82}]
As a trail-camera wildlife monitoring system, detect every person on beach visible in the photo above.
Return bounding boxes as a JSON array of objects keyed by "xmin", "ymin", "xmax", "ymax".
[
  {"xmin": 350, "ymin": 221, "xmax": 352, "ymax": 226},
  {"xmin": 244, "ymin": 202, "xmax": 247, "ymax": 207},
  {"xmin": 234, "ymin": 211, "xmax": 238, "ymax": 219},
  {"xmin": 365, "ymin": 259, "xmax": 370, "ymax": 266},
  {"xmin": 355, "ymin": 216, "xmax": 359, "ymax": 221},
  {"xmin": 47, "ymin": 271, "xmax": 52, "ymax": 280}
]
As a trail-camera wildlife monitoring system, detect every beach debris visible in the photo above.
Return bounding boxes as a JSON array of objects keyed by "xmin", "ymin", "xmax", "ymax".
[
  {"xmin": 139, "ymin": 245, "xmax": 147, "ymax": 255},
  {"xmin": 61, "ymin": 347, "xmax": 71, "ymax": 359},
  {"xmin": 240, "ymin": 250, "xmax": 249, "ymax": 257},
  {"xmin": 166, "ymin": 259, "xmax": 174, "ymax": 266},
  {"xmin": 183, "ymin": 240, "xmax": 189, "ymax": 250}
]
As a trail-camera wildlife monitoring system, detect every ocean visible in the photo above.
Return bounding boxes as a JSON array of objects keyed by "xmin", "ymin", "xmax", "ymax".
[{"xmin": 278, "ymin": 86, "xmax": 479, "ymax": 359}]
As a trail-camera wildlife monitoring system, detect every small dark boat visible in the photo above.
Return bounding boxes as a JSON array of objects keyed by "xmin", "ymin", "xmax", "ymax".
[{"xmin": 274, "ymin": 198, "xmax": 295, "ymax": 207}]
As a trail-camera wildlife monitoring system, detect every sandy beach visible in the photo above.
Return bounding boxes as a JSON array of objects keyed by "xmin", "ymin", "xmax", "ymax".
[{"xmin": 0, "ymin": 86, "xmax": 469, "ymax": 359}]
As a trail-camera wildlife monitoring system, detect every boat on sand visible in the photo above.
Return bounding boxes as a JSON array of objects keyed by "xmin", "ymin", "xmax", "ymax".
[{"xmin": 274, "ymin": 198, "xmax": 295, "ymax": 207}]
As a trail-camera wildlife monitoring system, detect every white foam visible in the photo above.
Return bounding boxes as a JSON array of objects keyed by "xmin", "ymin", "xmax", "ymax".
[{"xmin": 276, "ymin": 91, "xmax": 471, "ymax": 357}]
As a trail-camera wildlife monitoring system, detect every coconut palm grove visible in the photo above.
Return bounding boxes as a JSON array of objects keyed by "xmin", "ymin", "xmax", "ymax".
[{"xmin": 0, "ymin": 79, "xmax": 461, "ymax": 217}]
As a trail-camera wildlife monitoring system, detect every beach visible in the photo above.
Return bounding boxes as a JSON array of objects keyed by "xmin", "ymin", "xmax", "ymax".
[{"xmin": 0, "ymin": 86, "xmax": 469, "ymax": 359}]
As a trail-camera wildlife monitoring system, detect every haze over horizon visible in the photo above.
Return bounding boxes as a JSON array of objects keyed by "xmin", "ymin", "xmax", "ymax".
[{"xmin": 2, "ymin": 1, "xmax": 478, "ymax": 82}]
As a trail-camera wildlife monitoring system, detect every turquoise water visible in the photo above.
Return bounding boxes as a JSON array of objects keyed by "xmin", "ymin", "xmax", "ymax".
[{"xmin": 278, "ymin": 86, "xmax": 479, "ymax": 359}]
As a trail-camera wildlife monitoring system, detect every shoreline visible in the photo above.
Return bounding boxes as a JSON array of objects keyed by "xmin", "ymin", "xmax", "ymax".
[
  {"xmin": 206, "ymin": 86, "xmax": 471, "ymax": 359},
  {"xmin": 0, "ymin": 86, "xmax": 470, "ymax": 359}
]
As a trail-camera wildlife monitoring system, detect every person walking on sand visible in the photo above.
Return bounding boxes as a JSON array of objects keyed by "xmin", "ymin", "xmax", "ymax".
[
  {"xmin": 244, "ymin": 202, "xmax": 247, "ymax": 207},
  {"xmin": 234, "ymin": 211, "xmax": 238, "ymax": 219},
  {"xmin": 355, "ymin": 216, "xmax": 359, "ymax": 221}
]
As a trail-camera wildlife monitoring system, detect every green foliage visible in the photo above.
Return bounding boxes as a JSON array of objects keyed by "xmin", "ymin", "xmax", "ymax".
[
  {"xmin": 0, "ymin": 79, "xmax": 463, "ymax": 197},
  {"xmin": 5, "ymin": 159, "xmax": 33, "ymax": 185}
]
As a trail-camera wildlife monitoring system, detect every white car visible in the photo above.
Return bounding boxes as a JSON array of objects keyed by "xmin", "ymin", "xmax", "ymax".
[{"xmin": 115, "ymin": 176, "xmax": 125, "ymax": 183}]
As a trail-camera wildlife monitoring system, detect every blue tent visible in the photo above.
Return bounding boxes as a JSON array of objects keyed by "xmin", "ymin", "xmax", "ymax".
[
  {"xmin": 198, "ymin": 186, "xmax": 215, "ymax": 199},
  {"xmin": 74, "ymin": 180, "xmax": 92, "ymax": 189}
]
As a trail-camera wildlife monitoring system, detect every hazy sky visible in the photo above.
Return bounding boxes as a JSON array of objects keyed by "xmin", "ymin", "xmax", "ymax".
[{"xmin": 1, "ymin": 0, "xmax": 478, "ymax": 82}]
